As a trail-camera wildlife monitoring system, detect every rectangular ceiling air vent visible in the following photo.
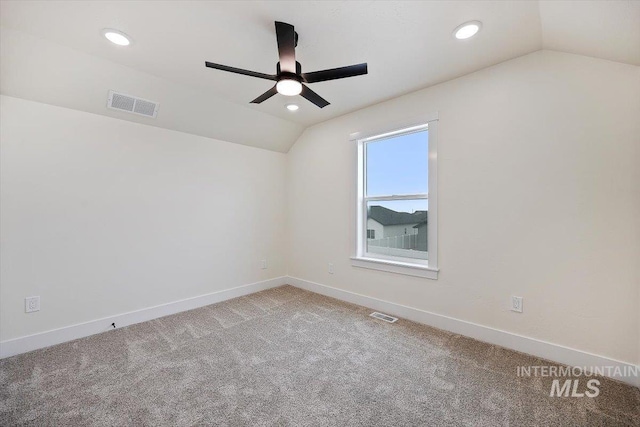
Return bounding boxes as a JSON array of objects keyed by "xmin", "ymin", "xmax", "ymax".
[
  {"xmin": 370, "ymin": 312, "xmax": 398, "ymax": 323},
  {"xmin": 107, "ymin": 90, "xmax": 159, "ymax": 118}
]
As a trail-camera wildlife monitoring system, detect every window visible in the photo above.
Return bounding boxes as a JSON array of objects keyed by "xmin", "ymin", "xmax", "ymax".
[{"xmin": 351, "ymin": 117, "xmax": 438, "ymax": 279}]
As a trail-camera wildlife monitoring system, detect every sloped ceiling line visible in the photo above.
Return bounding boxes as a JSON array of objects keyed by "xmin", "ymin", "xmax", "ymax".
[{"xmin": 0, "ymin": 1, "xmax": 637, "ymax": 152}]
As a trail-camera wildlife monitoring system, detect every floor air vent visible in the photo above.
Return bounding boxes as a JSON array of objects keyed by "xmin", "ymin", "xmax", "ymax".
[
  {"xmin": 107, "ymin": 90, "xmax": 159, "ymax": 118},
  {"xmin": 370, "ymin": 312, "xmax": 398, "ymax": 323}
]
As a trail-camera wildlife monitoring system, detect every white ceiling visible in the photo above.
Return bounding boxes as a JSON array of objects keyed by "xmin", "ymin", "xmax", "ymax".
[
  {"xmin": 540, "ymin": 1, "xmax": 640, "ymax": 66},
  {"xmin": 1, "ymin": 1, "xmax": 638, "ymax": 152}
]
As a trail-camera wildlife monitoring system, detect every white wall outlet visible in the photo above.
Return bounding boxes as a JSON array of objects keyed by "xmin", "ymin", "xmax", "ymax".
[
  {"xmin": 511, "ymin": 296, "xmax": 523, "ymax": 313},
  {"xmin": 328, "ymin": 263, "xmax": 334, "ymax": 274},
  {"xmin": 261, "ymin": 259, "xmax": 267, "ymax": 269},
  {"xmin": 25, "ymin": 296, "xmax": 40, "ymax": 313}
]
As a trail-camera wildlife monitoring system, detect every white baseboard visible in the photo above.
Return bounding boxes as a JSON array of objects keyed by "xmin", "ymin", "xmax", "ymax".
[
  {"xmin": 2, "ymin": 274, "xmax": 637, "ymax": 388},
  {"xmin": 0, "ymin": 276, "xmax": 287, "ymax": 359},
  {"xmin": 287, "ymin": 276, "xmax": 640, "ymax": 388}
]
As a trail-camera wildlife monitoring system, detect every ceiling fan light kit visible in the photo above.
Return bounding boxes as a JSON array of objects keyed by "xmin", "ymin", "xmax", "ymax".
[
  {"xmin": 205, "ymin": 21, "xmax": 368, "ymax": 108},
  {"xmin": 276, "ymin": 79, "xmax": 302, "ymax": 96}
]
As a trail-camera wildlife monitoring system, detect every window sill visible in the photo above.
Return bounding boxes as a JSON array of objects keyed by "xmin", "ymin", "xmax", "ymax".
[{"xmin": 350, "ymin": 256, "xmax": 439, "ymax": 279}]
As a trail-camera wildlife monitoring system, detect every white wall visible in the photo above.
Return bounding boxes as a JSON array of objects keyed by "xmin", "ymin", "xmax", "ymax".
[
  {"xmin": 0, "ymin": 95, "xmax": 286, "ymax": 341},
  {"xmin": 286, "ymin": 51, "xmax": 640, "ymax": 365}
]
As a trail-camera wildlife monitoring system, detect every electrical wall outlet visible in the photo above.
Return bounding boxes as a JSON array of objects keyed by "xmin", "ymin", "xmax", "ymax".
[
  {"xmin": 511, "ymin": 296, "xmax": 523, "ymax": 313},
  {"xmin": 328, "ymin": 263, "xmax": 334, "ymax": 274},
  {"xmin": 25, "ymin": 296, "xmax": 40, "ymax": 313},
  {"xmin": 261, "ymin": 259, "xmax": 267, "ymax": 269}
]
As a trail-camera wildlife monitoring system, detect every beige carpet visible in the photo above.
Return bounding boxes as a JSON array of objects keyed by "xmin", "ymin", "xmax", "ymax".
[{"xmin": 1, "ymin": 285, "xmax": 638, "ymax": 426}]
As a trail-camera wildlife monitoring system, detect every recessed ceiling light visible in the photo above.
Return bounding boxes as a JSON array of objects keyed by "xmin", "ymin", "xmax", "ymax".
[
  {"xmin": 453, "ymin": 21, "xmax": 482, "ymax": 40},
  {"xmin": 102, "ymin": 29, "xmax": 132, "ymax": 46},
  {"xmin": 276, "ymin": 79, "xmax": 302, "ymax": 96},
  {"xmin": 286, "ymin": 104, "xmax": 299, "ymax": 111}
]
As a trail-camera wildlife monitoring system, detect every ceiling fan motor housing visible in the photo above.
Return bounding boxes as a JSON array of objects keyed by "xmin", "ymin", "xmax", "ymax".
[{"xmin": 277, "ymin": 61, "xmax": 302, "ymax": 78}]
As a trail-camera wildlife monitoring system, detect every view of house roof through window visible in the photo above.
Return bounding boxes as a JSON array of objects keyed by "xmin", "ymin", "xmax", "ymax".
[{"xmin": 368, "ymin": 205, "xmax": 427, "ymax": 226}]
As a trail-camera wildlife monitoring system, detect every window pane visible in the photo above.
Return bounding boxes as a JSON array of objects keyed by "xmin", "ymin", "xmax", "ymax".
[
  {"xmin": 366, "ymin": 200, "xmax": 428, "ymax": 260},
  {"xmin": 366, "ymin": 130, "xmax": 428, "ymax": 196}
]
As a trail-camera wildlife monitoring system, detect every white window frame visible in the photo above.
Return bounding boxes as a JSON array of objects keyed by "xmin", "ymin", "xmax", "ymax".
[{"xmin": 350, "ymin": 114, "xmax": 439, "ymax": 279}]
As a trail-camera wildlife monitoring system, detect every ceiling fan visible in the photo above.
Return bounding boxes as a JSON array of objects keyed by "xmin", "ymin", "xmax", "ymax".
[{"xmin": 205, "ymin": 21, "xmax": 368, "ymax": 109}]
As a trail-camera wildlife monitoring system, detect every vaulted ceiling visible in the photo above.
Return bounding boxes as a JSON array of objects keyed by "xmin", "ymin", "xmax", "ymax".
[{"xmin": 1, "ymin": 1, "xmax": 638, "ymax": 152}]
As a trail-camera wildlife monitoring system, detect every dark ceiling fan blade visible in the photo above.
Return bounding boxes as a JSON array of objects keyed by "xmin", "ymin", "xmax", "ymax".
[
  {"xmin": 300, "ymin": 84, "xmax": 330, "ymax": 108},
  {"xmin": 275, "ymin": 21, "xmax": 296, "ymax": 73},
  {"xmin": 302, "ymin": 63, "xmax": 368, "ymax": 83},
  {"xmin": 205, "ymin": 62, "xmax": 277, "ymax": 80},
  {"xmin": 250, "ymin": 85, "xmax": 278, "ymax": 104}
]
